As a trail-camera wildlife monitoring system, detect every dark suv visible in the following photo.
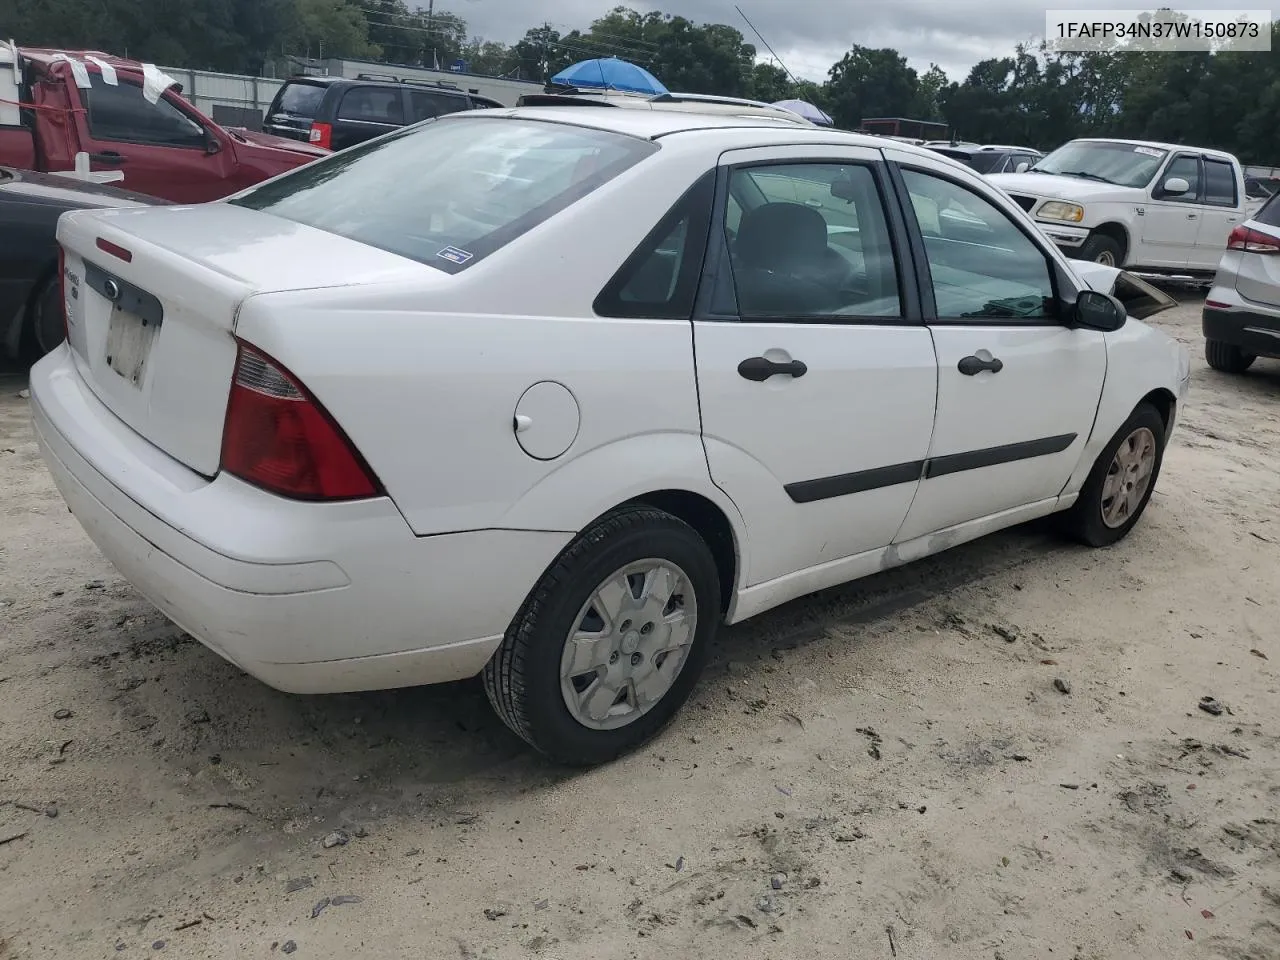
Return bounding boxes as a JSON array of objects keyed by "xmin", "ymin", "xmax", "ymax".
[{"xmin": 263, "ymin": 75, "xmax": 505, "ymax": 152}]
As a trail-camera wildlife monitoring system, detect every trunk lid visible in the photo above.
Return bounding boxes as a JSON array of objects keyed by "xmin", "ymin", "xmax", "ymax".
[{"xmin": 57, "ymin": 202, "xmax": 429, "ymax": 476}]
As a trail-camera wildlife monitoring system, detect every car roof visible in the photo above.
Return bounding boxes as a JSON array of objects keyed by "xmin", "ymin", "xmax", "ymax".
[
  {"xmin": 451, "ymin": 105, "xmax": 874, "ymax": 142},
  {"xmin": 516, "ymin": 89, "xmax": 817, "ymax": 126},
  {"xmin": 281, "ymin": 74, "xmax": 471, "ymax": 96},
  {"xmin": 1071, "ymin": 137, "xmax": 1236, "ymax": 162}
]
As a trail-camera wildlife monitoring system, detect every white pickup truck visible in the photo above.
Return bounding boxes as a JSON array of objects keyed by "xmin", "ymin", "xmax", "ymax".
[{"xmin": 989, "ymin": 138, "xmax": 1265, "ymax": 278}]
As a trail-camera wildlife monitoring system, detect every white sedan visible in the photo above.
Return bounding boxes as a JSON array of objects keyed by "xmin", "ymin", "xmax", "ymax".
[{"xmin": 31, "ymin": 107, "xmax": 1191, "ymax": 765}]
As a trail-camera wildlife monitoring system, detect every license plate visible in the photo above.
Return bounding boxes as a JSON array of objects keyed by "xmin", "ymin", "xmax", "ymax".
[{"xmin": 105, "ymin": 303, "xmax": 160, "ymax": 387}]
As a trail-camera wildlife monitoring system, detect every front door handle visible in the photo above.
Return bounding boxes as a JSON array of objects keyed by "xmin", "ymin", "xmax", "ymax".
[
  {"xmin": 737, "ymin": 356, "xmax": 808, "ymax": 382},
  {"xmin": 1186, "ymin": 213, "xmax": 1198, "ymax": 219},
  {"xmin": 957, "ymin": 354, "xmax": 1003, "ymax": 376},
  {"xmin": 89, "ymin": 151, "xmax": 127, "ymax": 165}
]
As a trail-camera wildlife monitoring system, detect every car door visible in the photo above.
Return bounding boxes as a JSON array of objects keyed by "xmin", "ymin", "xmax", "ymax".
[
  {"xmin": 1140, "ymin": 152, "xmax": 1204, "ymax": 269},
  {"xmin": 693, "ymin": 145, "xmax": 939, "ymax": 586},
  {"xmin": 331, "ymin": 86, "xmax": 405, "ymax": 150},
  {"xmin": 1192, "ymin": 156, "xmax": 1245, "ymax": 269},
  {"xmin": 69, "ymin": 70, "xmax": 235, "ymax": 203},
  {"xmin": 884, "ymin": 152, "xmax": 1107, "ymax": 543}
]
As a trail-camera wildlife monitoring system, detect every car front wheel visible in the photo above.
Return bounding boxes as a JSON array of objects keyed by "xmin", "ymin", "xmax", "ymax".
[
  {"xmin": 1060, "ymin": 402, "xmax": 1167, "ymax": 547},
  {"xmin": 1078, "ymin": 233, "xmax": 1123, "ymax": 267},
  {"xmin": 483, "ymin": 505, "xmax": 720, "ymax": 766}
]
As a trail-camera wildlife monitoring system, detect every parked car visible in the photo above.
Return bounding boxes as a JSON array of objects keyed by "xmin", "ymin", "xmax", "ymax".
[
  {"xmin": 263, "ymin": 74, "xmax": 505, "ymax": 152},
  {"xmin": 0, "ymin": 42, "xmax": 326, "ymax": 203},
  {"xmin": 1244, "ymin": 175, "xmax": 1279, "ymax": 200},
  {"xmin": 928, "ymin": 144, "xmax": 1043, "ymax": 175},
  {"xmin": 989, "ymin": 138, "xmax": 1265, "ymax": 275},
  {"xmin": 1202, "ymin": 189, "xmax": 1280, "ymax": 373},
  {"xmin": 0, "ymin": 165, "xmax": 166, "ymax": 359},
  {"xmin": 516, "ymin": 88, "xmax": 817, "ymax": 125},
  {"xmin": 31, "ymin": 108, "xmax": 1189, "ymax": 765}
]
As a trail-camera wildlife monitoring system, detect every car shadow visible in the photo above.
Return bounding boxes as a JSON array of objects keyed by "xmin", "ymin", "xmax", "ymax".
[{"xmin": 78, "ymin": 514, "xmax": 1067, "ymax": 811}]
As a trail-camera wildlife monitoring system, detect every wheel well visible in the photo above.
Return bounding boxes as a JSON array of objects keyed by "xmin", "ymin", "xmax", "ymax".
[
  {"xmin": 1140, "ymin": 388, "xmax": 1176, "ymax": 431},
  {"xmin": 626, "ymin": 490, "xmax": 737, "ymax": 615},
  {"xmin": 1091, "ymin": 222, "xmax": 1129, "ymax": 261},
  {"xmin": 6, "ymin": 263, "xmax": 57, "ymax": 358}
]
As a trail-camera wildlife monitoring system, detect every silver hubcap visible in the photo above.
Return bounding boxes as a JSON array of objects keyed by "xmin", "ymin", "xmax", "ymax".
[
  {"xmin": 559, "ymin": 559, "xmax": 697, "ymax": 731},
  {"xmin": 1101, "ymin": 427, "xmax": 1156, "ymax": 529},
  {"xmin": 1095, "ymin": 250, "xmax": 1116, "ymax": 266}
]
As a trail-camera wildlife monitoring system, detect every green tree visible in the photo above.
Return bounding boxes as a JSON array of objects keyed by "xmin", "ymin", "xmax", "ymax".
[
  {"xmin": 825, "ymin": 45, "xmax": 919, "ymax": 129},
  {"xmin": 288, "ymin": 0, "xmax": 380, "ymax": 61},
  {"xmin": 746, "ymin": 62, "xmax": 794, "ymax": 102}
]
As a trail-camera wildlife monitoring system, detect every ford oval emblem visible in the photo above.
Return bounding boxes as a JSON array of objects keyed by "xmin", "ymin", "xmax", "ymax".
[{"xmin": 103, "ymin": 279, "xmax": 121, "ymax": 301}]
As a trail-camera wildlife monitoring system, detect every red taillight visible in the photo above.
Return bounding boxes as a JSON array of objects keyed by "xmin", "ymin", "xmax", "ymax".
[
  {"xmin": 220, "ymin": 342, "xmax": 381, "ymax": 501},
  {"xmin": 96, "ymin": 237, "xmax": 133, "ymax": 262},
  {"xmin": 1227, "ymin": 224, "xmax": 1280, "ymax": 254},
  {"xmin": 308, "ymin": 122, "xmax": 332, "ymax": 149},
  {"xmin": 58, "ymin": 245, "xmax": 68, "ymax": 339}
]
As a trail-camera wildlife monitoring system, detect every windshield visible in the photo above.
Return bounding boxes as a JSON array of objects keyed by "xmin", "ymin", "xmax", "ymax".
[
  {"xmin": 1031, "ymin": 141, "xmax": 1168, "ymax": 187},
  {"xmin": 228, "ymin": 116, "xmax": 656, "ymax": 271}
]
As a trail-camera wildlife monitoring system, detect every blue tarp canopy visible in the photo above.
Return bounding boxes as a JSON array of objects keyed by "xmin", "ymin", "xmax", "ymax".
[{"xmin": 550, "ymin": 58, "xmax": 668, "ymax": 96}]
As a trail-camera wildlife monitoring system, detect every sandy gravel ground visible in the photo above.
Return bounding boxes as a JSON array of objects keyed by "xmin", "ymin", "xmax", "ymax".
[{"xmin": 0, "ymin": 292, "xmax": 1278, "ymax": 960}]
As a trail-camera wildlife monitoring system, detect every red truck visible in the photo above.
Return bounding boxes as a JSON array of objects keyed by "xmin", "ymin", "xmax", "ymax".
[{"xmin": 0, "ymin": 41, "xmax": 327, "ymax": 203}]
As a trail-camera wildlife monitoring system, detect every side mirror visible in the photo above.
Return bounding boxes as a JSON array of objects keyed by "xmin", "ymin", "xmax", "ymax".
[
  {"xmin": 1160, "ymin": 176, "xmax": 1190, "ymax": 197},
  {"xmin": 1015, "ymin": 161, "xmax": 1030, "ymax": 173},
  {"xmin": 830, "ymin": 172, "xmax": 859, "ymax": 203},
  {"xmin": 1073, "ymin": 289, "xmax": 1127, "ymax": 332},
  {"xmin": 205, "ymin": 130, "xmax": 223, "ymax": 155}
]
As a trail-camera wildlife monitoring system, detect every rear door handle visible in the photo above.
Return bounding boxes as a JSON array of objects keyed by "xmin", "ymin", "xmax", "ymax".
[
  {"xmin": 1186, "ymin": 213, "xmax": 1198, "ymax": 219},
  {"xmin": 957, "ymin": 354, "xmax": 1003, "ymax": 376},
  {"xmin": 88, "ymin": 151, "xmax": 127, "ymax": 164},
  {"xmin": 737, "ymin": 356, "xmax": 808, "ymax": 381}
]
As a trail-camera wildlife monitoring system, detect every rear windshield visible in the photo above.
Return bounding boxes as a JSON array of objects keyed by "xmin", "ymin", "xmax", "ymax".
[
  {"xmin": 228, "ymin": 116, "xmax": 656, "ymax": 272},
  {"xmin": 965, "ymin": 152, "xmax": 1004, "ymax": 173},
  {"xmin": 1253, "ymin": 190, "xmax": 1280, "ymax": 228},
  {"xmin": 273, "ymin": 82, "xmax": 327, "ymax": 118}
]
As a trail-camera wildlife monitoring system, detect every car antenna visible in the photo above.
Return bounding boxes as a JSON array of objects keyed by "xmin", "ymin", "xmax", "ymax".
[{"xmin": 734, "ymin": 5, "xmax": 800, "ymax": 86}]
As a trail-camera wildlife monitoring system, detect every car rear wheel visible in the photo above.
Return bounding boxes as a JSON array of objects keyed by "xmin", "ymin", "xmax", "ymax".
[
  {"xmin": 1079, "ymin": 233, "xmax": 1123, "ymax": 267},
  {"xmin": 24, "ymin": 275, "xmax": 65, "ymax": 359},
  {"xmin": 1059, "ymin": 402, "xmax": 1166, "ymax": 547},
  {"xmin": 483, "ymin": 505, "xmax": 720, "ymax": 766},
  {"xmin": 1205, "ymin": 338, "xmax": 1256, "ymax": 374}
]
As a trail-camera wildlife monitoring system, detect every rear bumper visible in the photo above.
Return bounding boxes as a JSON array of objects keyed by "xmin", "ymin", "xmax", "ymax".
[
  {"xmin": 29, "ymin": 344, "xmax": 571, "ymax": 694},
  {"xmin": 1202, "ymin": 295, "xmax": 1280, "ymax": 359}
]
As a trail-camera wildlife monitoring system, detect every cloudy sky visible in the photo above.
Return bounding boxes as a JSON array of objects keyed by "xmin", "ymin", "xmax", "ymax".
[{"xmin": 440, "ymin": 0, "xmax": 1260, "ymax": 83}]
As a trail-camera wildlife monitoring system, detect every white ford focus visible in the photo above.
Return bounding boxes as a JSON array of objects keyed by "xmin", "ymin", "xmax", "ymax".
[{"xmin": 31, "ymin": 107, "xmax": 1191, "ymax": 765}]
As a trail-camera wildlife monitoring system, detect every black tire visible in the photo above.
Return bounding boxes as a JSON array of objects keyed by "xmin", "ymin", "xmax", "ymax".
[
  {"xmin": 23, "ymin": 274, "xmax": 65, "ymax": 360},
  {"xmin": 483, "ymin": 505, "xmax": 720, "ymax": 766},
  {"xmin": 1205, "ymin": 338, "xmax": 1255, "ymax": 374},
  {"xmin": 1060, "ymin": 402, "xmax": 1166, "ymax": 548},
  {"xmin": 1078, "ymin": 233, "xmax": 1123, "ymax": 267}
]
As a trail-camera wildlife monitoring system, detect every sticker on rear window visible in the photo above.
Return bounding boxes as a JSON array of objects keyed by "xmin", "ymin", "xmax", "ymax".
[
  {"xmin": 436, "ymin": 245, "xmax": 474, "ymax": 265},
  {"xmin": 1133, "ymin": 146, "xmax": 1164, "ymax": 158}
]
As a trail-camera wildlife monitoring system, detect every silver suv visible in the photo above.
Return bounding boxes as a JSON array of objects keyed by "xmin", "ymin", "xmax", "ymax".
[{"xmin": 1202, "ymin": 192, "xmax": 1280, "ymax": 373}]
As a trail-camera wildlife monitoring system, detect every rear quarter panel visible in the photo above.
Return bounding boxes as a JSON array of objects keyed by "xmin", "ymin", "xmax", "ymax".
[{"xmin": 231, "ymin": 136, "xmax": 746, "ymax": 556}]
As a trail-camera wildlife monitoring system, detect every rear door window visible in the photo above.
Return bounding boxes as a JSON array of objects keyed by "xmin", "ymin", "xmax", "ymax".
[
  {"xmin": 273, "ymin": 82, "xmax": 327, "ymax": 119},
  {"xmin": 1203, "ymin": 159, "xmax": 1238, "ymax": 206},
  {"xmin": 407, "ymin": 90, "xmax": 470, "ymax": 123},
  {"xmin": 229, "ymin": 116, "xmax": 657, "ymax": 272},
  {"xmin": 338, "ymin": 87, "xmax": 404, "ymax": 125}
]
